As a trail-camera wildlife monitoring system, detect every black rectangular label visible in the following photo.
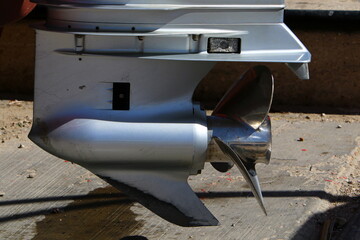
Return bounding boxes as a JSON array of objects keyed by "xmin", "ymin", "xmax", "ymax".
[
  {"xmin": 113, "ymin": 82, "xmax": 130, "ymax": 110},
  {"xmin": 207, "ymin": 38, "xmax": 241, "ymax": 54}
]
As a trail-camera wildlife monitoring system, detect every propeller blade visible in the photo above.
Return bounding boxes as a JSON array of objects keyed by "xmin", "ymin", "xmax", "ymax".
[
  {"xmin": 208, "ymin": 65, "xmax": 273, "ymax": 211},
  {"xmin": 214, "ymin": 137, "xmax": 267, "ymax": 215},
  {"xmin": 208, "ymin": 109, "xmax": 272, "ymax": 214},
  {"xmin": 212, "ymin": 65, "xmax": 274, "ymax": 130}
]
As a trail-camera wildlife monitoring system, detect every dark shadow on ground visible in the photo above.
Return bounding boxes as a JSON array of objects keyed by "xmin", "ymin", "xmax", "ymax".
[
  {"xmin": 1, "ymin": 189, "xmax": 358, "ymax": 224},
  {"xmin": 1, "ymin": 186, "xmax": 358, "ymax": 239},
  {"xmin": 31, "ymin": 187, "xmax": 144, "ymax": 240},
  {"xmin": 119, "ymin": 236, "xmax": 149, "ymax": 240},
  {"xmin": 196, "ymin": 190, "xmax": 358, "ymax": 203},
  {"xmin": 291, "ymin": 198, "xmax": 360, "ymax": 240},
  {"xmin": 0, "ymin": 93, "xmax": 33, "ymax": 101},
  {"xmin": 0, "ymin": 191, "xmax": 127, "ymax": 207}
]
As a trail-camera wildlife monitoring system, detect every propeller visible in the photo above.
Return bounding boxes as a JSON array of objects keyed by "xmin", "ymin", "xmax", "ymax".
[{"xmin": 208, "ymin": 65, "xmax": 274, "ymax": 215}]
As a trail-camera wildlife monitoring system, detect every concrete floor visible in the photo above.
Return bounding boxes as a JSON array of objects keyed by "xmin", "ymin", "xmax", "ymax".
[
  {"xmin": 0, "ymin": 101, "xmax": 359, "ymax": 240},
  {"xmin": 286, "ymin": 0, "xmax": 360, "ymax": 10}
]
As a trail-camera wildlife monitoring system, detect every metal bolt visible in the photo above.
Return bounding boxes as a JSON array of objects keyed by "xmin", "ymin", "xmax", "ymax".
[{"xmin": 192, "ymin": 34, "xmax": 200, "ymax": 41}]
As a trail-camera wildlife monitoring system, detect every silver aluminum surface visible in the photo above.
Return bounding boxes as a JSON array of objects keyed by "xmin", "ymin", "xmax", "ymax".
[
  {"xmin": 212, "ymin": 66, "xmax": 274, "ymax": 130},
  {"xmin": 32, "ymin": 0, "xmax": 310, "ymax": 68},
  {"xmin": 30, "ymin": 0, "xmax": 311, "ymax": 226}
]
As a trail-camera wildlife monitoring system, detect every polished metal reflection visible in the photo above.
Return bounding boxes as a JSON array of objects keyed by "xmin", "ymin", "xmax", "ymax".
[
  {"xmin": 214, "ymin": 137, "xmax": 267, "ymax": 215},
  {"xmin": 212, "ymin": 65, "xmax": 274, "ymax": 130},
  {"xmin": 207, "ymin": 116, "xmax": 271, "ymax": 167},
  {"xmin": 208, "ymin": 116, "xmax": 271, "ymax": 215},
  {"xmin": 208, "ymin": 65, "xmax": 273, "ymax": 214},
  {"xmin": 229, "ymin": 117, "xmax": 271, "ymax": 166}
]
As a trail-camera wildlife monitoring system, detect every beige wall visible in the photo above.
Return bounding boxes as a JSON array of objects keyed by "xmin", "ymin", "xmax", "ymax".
[{"xmin": 1, "ymin": 19, "xmax": 359, "ymax": 110}]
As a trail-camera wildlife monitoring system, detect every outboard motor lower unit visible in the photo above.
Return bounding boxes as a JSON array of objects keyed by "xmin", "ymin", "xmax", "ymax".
[{"xmin": 29, "ymin": 0, "xmax": 311, "ymax": 226}]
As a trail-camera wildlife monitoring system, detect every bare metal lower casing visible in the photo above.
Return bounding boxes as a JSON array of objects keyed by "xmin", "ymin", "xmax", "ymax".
[{"xmin": 29, "ymin": 0, "xmax": 310, "ymax": 226}]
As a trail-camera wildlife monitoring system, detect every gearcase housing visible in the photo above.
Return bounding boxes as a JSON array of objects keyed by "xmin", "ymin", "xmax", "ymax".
[{"xmin": 29, "ymin": 0, "xmax": 311, "ymax": 226}]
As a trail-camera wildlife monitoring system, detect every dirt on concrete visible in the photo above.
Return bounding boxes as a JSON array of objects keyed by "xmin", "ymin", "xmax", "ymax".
[
  {"xmin": 286, "ymin": 0, "xmax": 360, "ymax": 11},
  {"xmin": 0, "ymin": 100, "xmax": 33, "ymax": 144},
  {"xmin": 32, "ymin": 186, "xmax": 143, "ymax": 240}
]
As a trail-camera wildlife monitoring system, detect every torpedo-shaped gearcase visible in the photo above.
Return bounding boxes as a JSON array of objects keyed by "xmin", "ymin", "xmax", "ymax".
[
  {"xmin": 29, "ymin": 58, "xmax": 218, "ymax": 227},
  {"xmin": 29, "ymin": 0, "xmax": 310, "ymax": 227}
]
